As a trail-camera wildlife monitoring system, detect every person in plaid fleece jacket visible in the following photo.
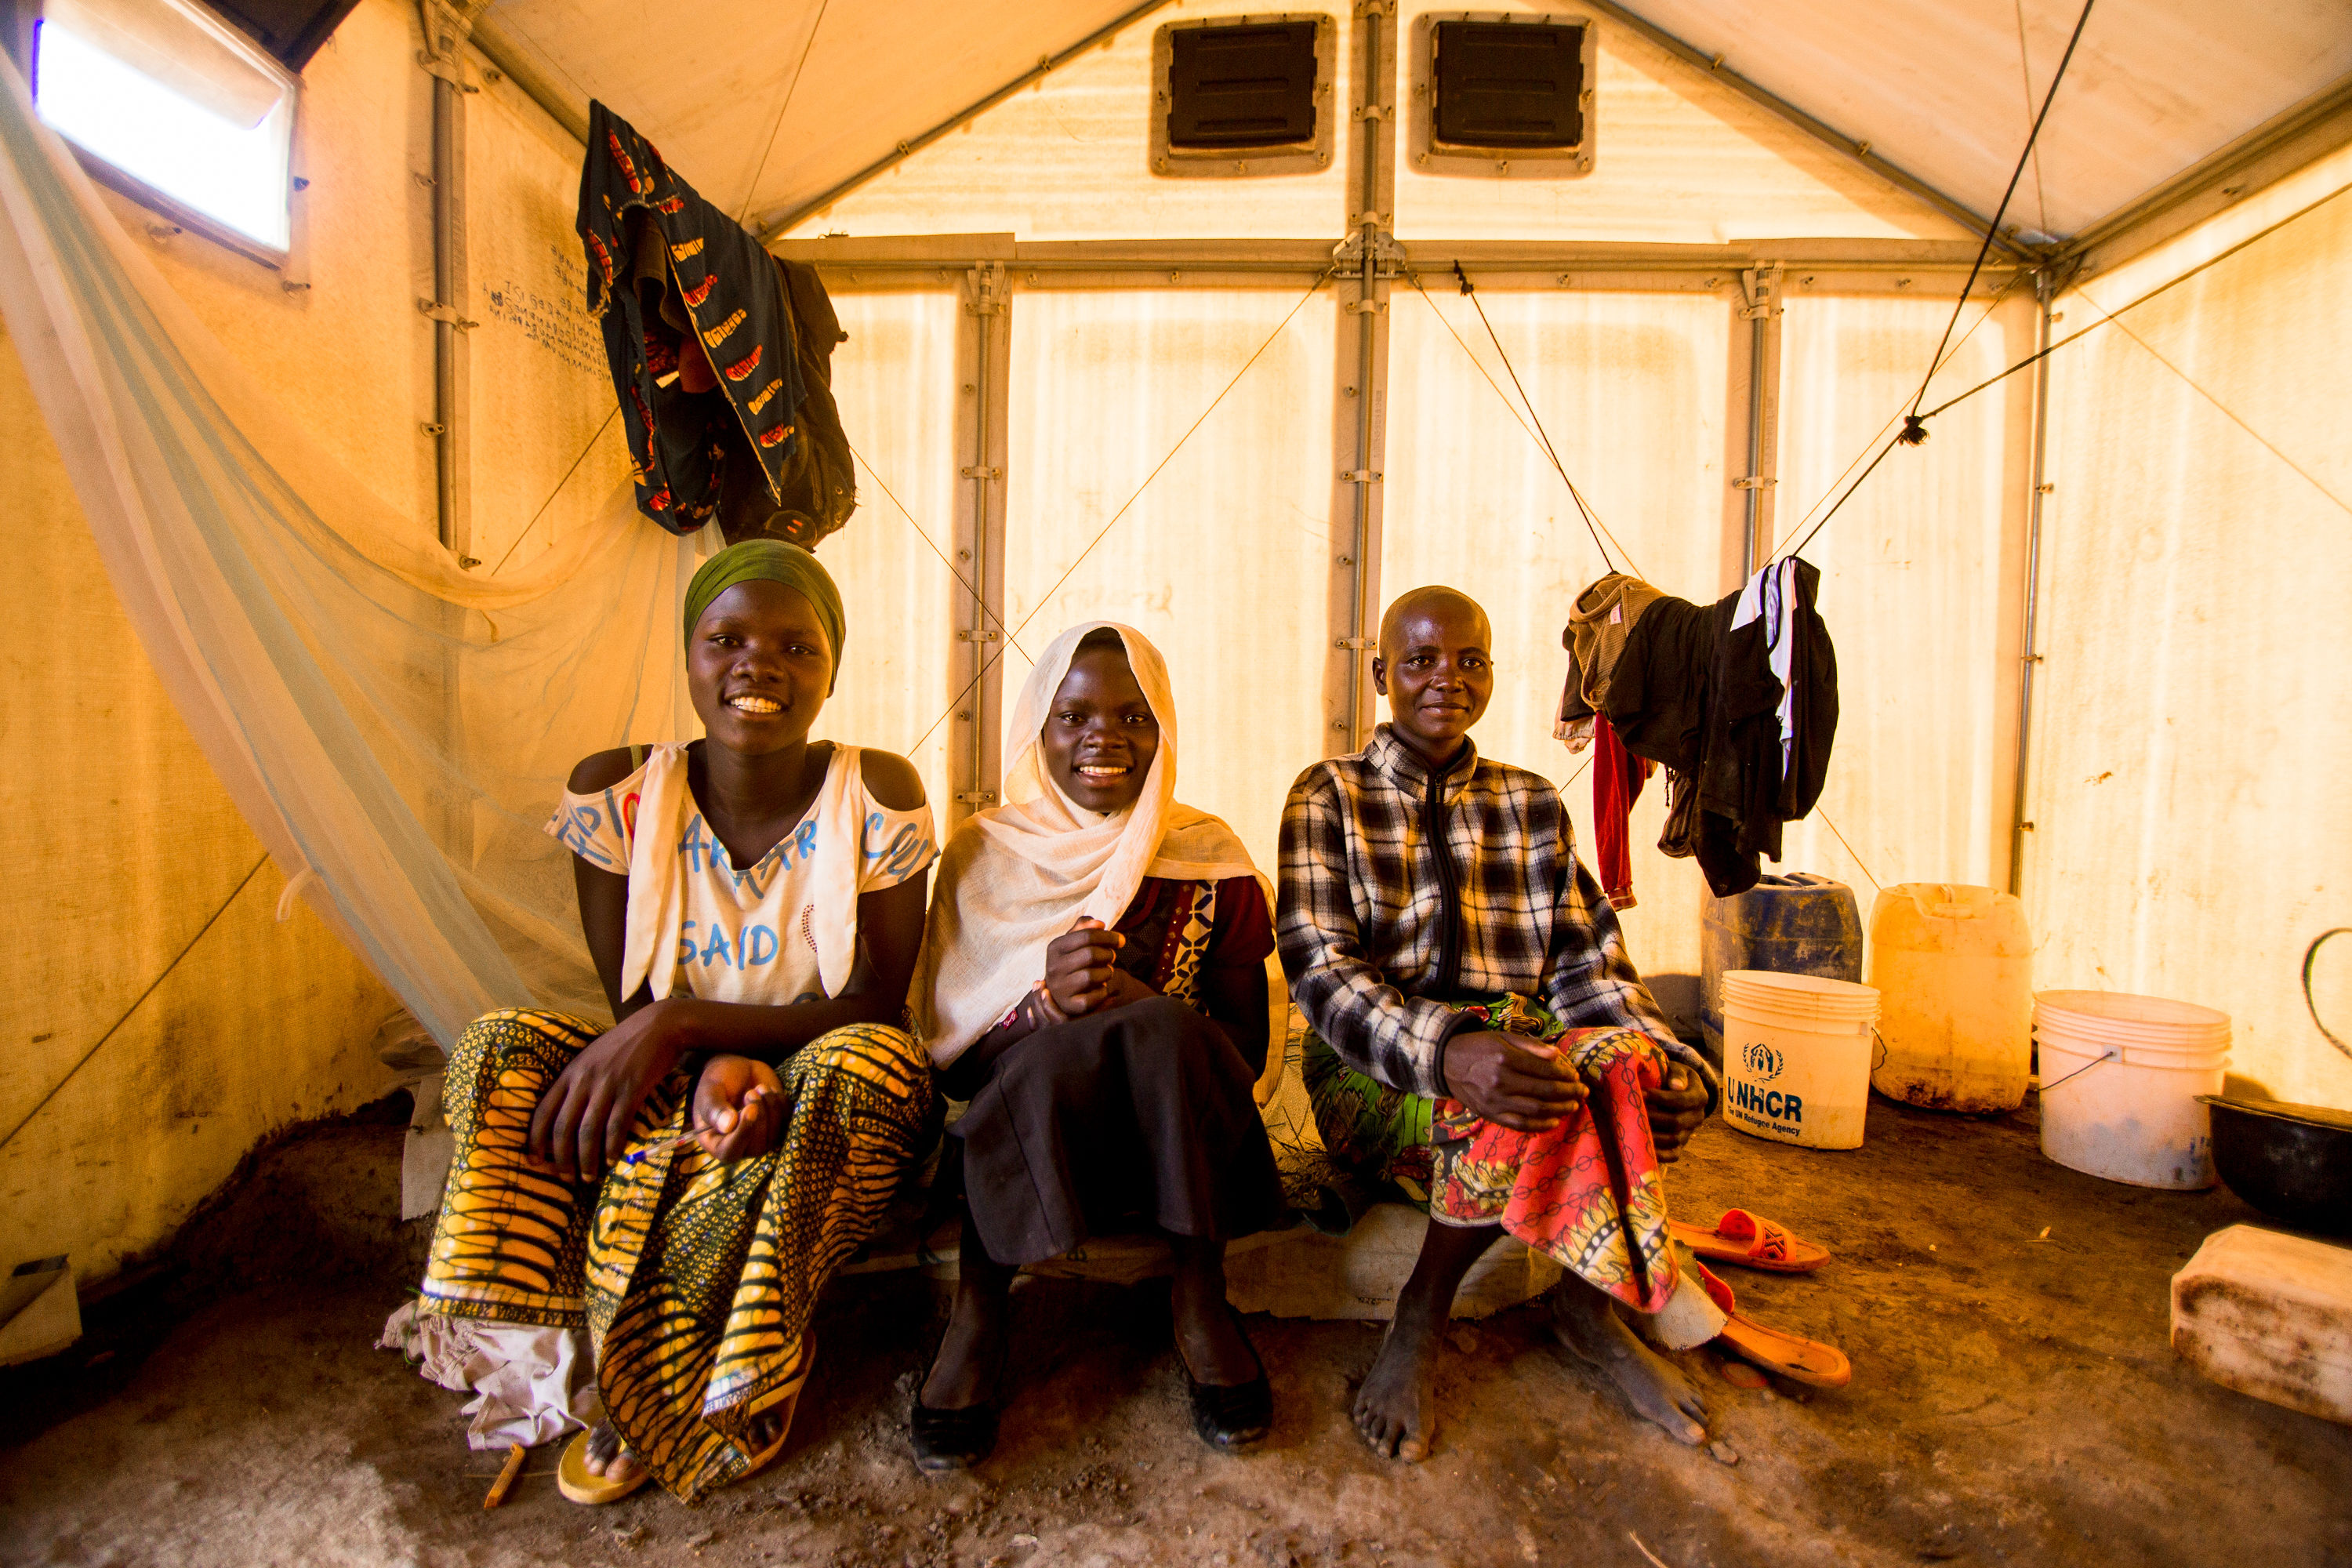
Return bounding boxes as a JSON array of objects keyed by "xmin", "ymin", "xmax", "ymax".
[{"xmin": 1279, "ymin": 586, "xmax": 1717, "ymax": 1461}]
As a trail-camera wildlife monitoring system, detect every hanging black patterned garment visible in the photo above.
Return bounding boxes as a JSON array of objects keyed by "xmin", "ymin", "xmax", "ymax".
[{"xmin": 579, "ymin": 100, "xmax": 807, "ymax": 537}]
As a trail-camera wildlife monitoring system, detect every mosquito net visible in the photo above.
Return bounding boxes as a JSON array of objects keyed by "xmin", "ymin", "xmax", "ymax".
[{"xmin": 0, "ymin": 58, "xmax": 715, "ymax": 1044}]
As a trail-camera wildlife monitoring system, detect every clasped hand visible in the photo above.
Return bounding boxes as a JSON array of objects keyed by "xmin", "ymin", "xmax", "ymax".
[
  {"xmin": 688, "ymin": 1054, "xmax": 787, "ymax": 1163},
  {"xmin": 525, "ymin": 1001, "xmax": 789, "ymax": 1181},
  {"xmin": 1440, "ymin": 1029, "xmax": 1588, "ymax": 1132},
  {"xmin": 1031, "ymin": 917, "xmax": 1156, "ymax": 1024},
  {"xmin": 1441, "ymin": 1030, "xmax": 1709, "ymax": 1161}
]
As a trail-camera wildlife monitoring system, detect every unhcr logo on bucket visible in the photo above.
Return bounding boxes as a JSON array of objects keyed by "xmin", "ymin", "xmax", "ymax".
[
  {"xmin": 1721, "ymin": 973, "xmax": 1878, "ymax": 1149},
  {"xmin": 1729, "ymin": 1077, "xmax": 1805, "ymax": 1130},
  {"xmin": 1728, "ymin": 1038, "xmax": 1806, "ymax": 1139}
]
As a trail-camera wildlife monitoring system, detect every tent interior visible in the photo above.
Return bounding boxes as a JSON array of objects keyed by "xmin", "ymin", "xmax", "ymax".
[{"xmin": 2, "ymin": 0, "xmax": 2348, "ymax": 1559}]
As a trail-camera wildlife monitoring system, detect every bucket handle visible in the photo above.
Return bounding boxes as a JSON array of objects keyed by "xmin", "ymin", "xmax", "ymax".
[
  {"xmin": 2306, "ymin": 928, "xmax": 2352, "ymax": 1062},
  {"xmin": 1870, "ymin": 1025, "xmax": 1889, "ymax": 1073},
  {"xmin": 2037, "ymin": 1047, "xmax": 2118, "ymax": 1093}
]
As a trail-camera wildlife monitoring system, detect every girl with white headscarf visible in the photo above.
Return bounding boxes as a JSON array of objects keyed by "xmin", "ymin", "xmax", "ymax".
[{"xmin": 909, "ymin": 622, "xmax": 1285, "ymax": 1469}]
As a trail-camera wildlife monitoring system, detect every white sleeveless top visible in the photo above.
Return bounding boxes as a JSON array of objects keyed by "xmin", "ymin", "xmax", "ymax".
[{"xmin": 545, "ymin": 742, "xmax": 937, "ymax": 1006}]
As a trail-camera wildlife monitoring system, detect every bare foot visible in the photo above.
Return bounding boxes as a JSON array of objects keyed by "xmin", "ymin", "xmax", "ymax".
[
  {"xmin": 1549, "ymin": 1283, "xmax": 1708, "ymax": 1446},
  {"xmin": 1353, "ymin": 1306, "xmax": 1443, "ymax": 1462},
  {"xmin": 742, "ymin": 1406, "xmax": 787, "ymax": 1460},
  {"xmin": 581, "ymin": 1421, "xmax": 644, "ymax": 1486}
]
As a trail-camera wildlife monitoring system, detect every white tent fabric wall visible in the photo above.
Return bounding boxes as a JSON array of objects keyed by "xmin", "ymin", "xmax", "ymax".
[
  {"xmin": 1388, "ymin": 0, "xmax": 1971, "ymax": 245},
  {"xmin": 2034, "ymin": 145, "xmax": 2352, "ymax": 1109},
  {"xmin": 5, "ymin": 0, "xmax": 2347, "ymax": 1324},
  {"xmin": 1381, "ymin": 286, "xmax": 1734, "ymax": 1014},
  {"xmin": 1001, "ymin": 286, "xmax": 1342, "ymax": 877},
  {"xmin": 815, "ymin": 289, "xmax": 967, "ymax": 820},
  {"xmin": 776, "ymin": 0, "xmax": 1359, "ymax": 242},
  {"xmin": 1772, "ymin": 289, "xmax": 2036, "ymax": 900},
  {"xmin": 779, "ymin": 0, "xmax": 1974, "ymax": 249}
]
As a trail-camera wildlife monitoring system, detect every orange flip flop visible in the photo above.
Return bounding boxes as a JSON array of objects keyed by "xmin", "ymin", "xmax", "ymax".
[
  {"xmin": 1670, "ymin": 1209, "xmax": 1831, "ymax": 1274},
  {"xmin": 1695, "ymin": 1263, "xmax": 1851, "ymax": 1388}
]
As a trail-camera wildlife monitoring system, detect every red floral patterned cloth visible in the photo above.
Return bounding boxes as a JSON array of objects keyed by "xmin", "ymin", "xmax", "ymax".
[{"xmin": 1427, "ymin": 996, "xmax": 1679, "ymax": 1312}]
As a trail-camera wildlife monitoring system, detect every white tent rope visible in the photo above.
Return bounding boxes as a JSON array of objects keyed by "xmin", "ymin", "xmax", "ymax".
[
  {"xmin": 846, "ymin": 434, "xmax": 1033, "ymax": 660},
  {"xmin": 490, "ymin": 407, "xmax": 619, "ymax": 575},
  {"xmin": 0, "ymin": 855, "xmax": 269, "ymax": 1154},
  {"xmin": 909, "ymin": 267, "xmax": 1334, "ymax": 756},
  {"xmin": 735, "ymin": 0, "xmax": 833, "ymax": 223},
  {"xmin": 2070, "ymin": 285, "xmax": 2352, "ymax": 519},
  {"xmin": 1401, "ymin": 268, "xmax": 1644, "ymax": 580}
]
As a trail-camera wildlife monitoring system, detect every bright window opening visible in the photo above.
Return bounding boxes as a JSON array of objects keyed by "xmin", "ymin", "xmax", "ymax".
[{"xmin": 32, "ymin": 0, "xmax": 295, "ymax": 253}]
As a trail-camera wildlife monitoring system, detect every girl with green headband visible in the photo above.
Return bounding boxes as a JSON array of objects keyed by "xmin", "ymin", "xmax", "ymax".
[{"xmin": 416, "ymin": 540, "xmax": 938, "ymax": 1506}]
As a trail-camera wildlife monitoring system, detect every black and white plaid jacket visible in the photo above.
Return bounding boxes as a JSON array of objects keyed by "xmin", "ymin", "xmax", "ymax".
[{"xmin": 1276, "ymin": 724, "xmax": 1679, "ymax": 1099}]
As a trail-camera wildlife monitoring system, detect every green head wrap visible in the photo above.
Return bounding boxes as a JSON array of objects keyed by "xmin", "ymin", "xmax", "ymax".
[{"xmin": 683, "ymin": 539, "xmax": 846, "ymax": 694}]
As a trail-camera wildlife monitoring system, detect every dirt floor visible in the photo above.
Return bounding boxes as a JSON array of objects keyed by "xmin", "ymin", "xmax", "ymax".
[{"xmin": 5, "ymin": 1094, "xmax": 2348, "ymax": 1567}]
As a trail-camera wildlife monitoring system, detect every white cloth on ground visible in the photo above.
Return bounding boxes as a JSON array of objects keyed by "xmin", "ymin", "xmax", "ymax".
[
  {"xmin": 911, "ymin": 621, "xmax": 1265, "ymax": 1066},
  {"xmin": 378, "ymin": 1301, "xmax": 598, "ymax": 1451}
]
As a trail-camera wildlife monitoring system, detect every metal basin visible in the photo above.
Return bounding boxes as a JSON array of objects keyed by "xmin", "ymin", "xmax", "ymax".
[{"xmin": 2198, "ymin": 1095, "xmax": 2352, "ymax": 1237}]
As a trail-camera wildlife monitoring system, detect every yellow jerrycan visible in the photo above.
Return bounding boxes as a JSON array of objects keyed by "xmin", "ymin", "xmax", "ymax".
[{"xmin": 1865, "ymin": 884, "xmax": 2034, "ymax": 1112}]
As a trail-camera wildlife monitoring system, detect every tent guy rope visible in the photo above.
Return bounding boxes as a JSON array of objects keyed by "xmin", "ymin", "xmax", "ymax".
[
  {"xmin": 490, "ymin": 407, "xmax": 619, "ymax": 575},
  {"xmin": 847, "ymin": 434, "xmax": 1034, "ymax": 659},
  {"xmin": 1914, "ymin": 180, "xmax": 2352, "ymax": 426},
  {"xmin": 0, "ymin": 855, "xmax": 271, "ymax": 1155},
  {"xmin": 909, "ymin": 267, "xmax": 1334, "ymax": 757},
  {"xmin": 1779, "ymin": 177, "xmax": 2352, "ymax": 563},
  {"xmin": 1440, "ymin": 260, "xmax": 1641, "ymax": 580},
  {"xmin": 1900, "ymin": 0, "xmax": 2096, "ymax": 446},
  {"xmin": 1777, "ymin": 0, "xmax": 2092, "ymax": 564},
  {"xmin": 1406, "ymin": 263, "xmax": 1646, "ymax": 579},
  {"xmin": 735, "ymin": 0, "xmax": 832, "ymax": 223}
]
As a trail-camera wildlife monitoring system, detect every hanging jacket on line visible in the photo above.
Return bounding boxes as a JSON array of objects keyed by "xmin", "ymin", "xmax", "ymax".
[
  {"xmin": 1577, "ymin": 559, "xmax": 1838, "ymax": 898},
  {"xmin": 1711, "ymin": 558, "xmax": 1837, "ymax": 861},
  {"xmin": 579, "ymin": 102, "xmax": 858, "ymax": 547}
]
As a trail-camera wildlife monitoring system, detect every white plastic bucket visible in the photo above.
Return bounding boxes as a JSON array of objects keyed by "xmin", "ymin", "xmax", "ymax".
[
  {"xmin": 2034, "ymin": 989, "xmax": 2230, "ymax": 1189},
  {"xmin": 1720, "ymin": 971, "xmax": 1879, "ymax": 1149}
]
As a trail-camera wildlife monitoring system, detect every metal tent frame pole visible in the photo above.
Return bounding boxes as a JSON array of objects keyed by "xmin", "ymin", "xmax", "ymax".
[
  {"xmin": 1737, "ymin": 263, "xmax": 1784, "ymax": 576},
  {"xmin": 1337, "ymin": 1, "xmax": 1396, "ymax": 751},
  {"xmin": 2007, "ymin": 269, "xmax": 2057, "ymax": 897},
  {"xmin": 951, "ymin": 262, "xmax": 1011, "ymax": 829},
  {"xmin": 417, "ymin": 1, "xmax": 481, "ymax": 565}
]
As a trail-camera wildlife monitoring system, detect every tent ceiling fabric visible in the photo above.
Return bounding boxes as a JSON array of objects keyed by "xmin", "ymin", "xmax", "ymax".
[
  {"xmin": 1625, "ymin": 0, "xmax": 2352, "ymax": 239},
  {"xmin": 485, "ymin": 0, "xmax": 2348, "ymax": 241},
  {"xmin": 480, "ymin": 0, "xmax": 1149, "ymax": 226}
]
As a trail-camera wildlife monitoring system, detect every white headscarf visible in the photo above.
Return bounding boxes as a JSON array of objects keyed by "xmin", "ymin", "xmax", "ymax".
[{"xmin": 914, "ymin": 622, "xmax": 1265, "ymax": 1065}]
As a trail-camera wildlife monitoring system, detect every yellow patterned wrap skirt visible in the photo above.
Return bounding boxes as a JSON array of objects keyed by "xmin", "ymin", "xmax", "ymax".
[{"xmin": 418, "ymin": 1008, "xmax": 935, "ymax": 1501}]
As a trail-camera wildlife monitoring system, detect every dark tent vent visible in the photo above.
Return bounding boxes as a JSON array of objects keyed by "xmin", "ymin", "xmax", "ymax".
[
  {"xmin": 204, "ymin": 0, "xmax": 362, "ymax": 71},
  {"xmin": 1167, "ymin": 21, "xmax": 1319, "ymax": 150},
  {"xmin": 1432, "ymin": 20, "xmax": 1586, "ymax": 149}
]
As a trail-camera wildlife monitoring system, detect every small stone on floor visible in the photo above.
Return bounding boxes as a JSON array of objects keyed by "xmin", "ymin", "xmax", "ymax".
[{"xmin": 1709, "ymin": 1440, "xmax": 1740, "ymax": 1466}]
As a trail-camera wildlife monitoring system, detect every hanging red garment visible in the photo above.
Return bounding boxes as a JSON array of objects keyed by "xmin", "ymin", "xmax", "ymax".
[{"xmin": 1592, "ymin": 713, "xmax": 1654, "ymax": 909}]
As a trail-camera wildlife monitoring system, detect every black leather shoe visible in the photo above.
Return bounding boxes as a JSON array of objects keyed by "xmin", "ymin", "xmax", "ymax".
[
  {"xmin": 1178, "ymin": 1310, "xmax": 1272, "ymax": 1452},
  {"xmin": 910, "ymin": 1337, "xmax": 1007, "ymax": 1472},
  {"xmin": 910, "ymin": 1396, "xmax": 1000, "ymax": 1472}
]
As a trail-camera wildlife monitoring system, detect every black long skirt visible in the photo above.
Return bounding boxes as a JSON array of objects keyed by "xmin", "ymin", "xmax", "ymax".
[{"xmin": 948, "ymin": 994, "xmax": 1287, "ymax": 1268}]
